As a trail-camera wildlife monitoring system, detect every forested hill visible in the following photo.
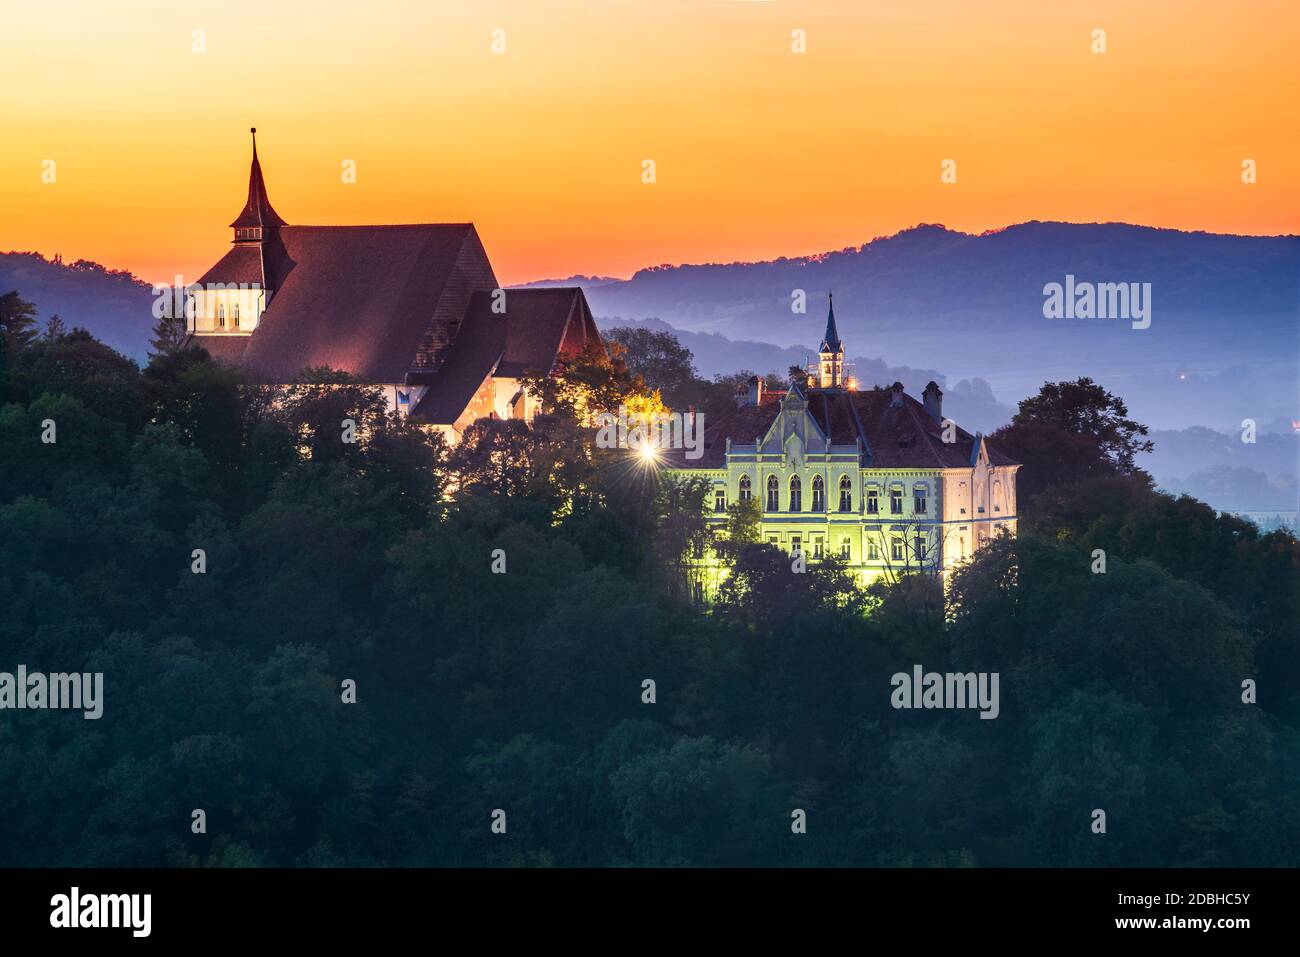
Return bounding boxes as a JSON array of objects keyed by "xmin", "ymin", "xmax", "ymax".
[{"xmin": 0, "ymin": 252, "xmax": 154, "ymax": 361}]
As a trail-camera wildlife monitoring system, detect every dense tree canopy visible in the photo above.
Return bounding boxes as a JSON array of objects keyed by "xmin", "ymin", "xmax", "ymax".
[
  {"xmin": 0, "ymin": 307, "xmax": 1295, "ymax": 866},
  {"xmin": 991, "ymin": 377, "xmax": 1154, "ymax": 501}
]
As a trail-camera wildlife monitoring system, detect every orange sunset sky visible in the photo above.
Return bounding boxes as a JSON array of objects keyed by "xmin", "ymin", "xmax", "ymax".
[{"xmin": 2, "ymin": 0, "xmax": 1297, "ymax": 287}]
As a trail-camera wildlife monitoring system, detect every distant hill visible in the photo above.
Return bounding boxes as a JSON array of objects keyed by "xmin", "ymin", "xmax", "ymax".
[
  {"xmin": 594, "ymin": 313, "xmax": 1015, "ymax": 435},
  {"xmin": 0, "ymin": 252, "xmax": 154, "ymax": 362},
  {"xmin": 524, "ymin": 222, "xmax": 1300, "ymax": 432}
]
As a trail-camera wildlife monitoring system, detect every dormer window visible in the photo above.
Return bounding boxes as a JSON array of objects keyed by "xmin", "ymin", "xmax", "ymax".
[{"xmin": 217, "ymin": 303, "xmax": 226, "ymax": 328}]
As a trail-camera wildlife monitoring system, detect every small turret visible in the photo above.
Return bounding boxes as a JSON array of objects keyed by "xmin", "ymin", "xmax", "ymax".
[{"xmin": 817, "ymin": 293, "xmax": 844, "ymax": 388}]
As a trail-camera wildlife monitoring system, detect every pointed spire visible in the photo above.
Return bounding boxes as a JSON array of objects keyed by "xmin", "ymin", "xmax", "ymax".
[
  {"xmin": 230, "ymin": 127, "xmax": 286, "ymax": 232},
  {"xmin": 819, "ymin": 291, "xmax": 841, "ymax": 353}
]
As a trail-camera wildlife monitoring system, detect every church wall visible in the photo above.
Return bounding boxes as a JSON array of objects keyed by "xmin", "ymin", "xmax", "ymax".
[{"xmin": 189, "ymin": 286, "xmax": 266, "ymax": 335}]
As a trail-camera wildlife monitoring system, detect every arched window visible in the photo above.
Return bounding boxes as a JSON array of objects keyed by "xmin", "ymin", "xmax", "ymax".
[
  {"xmin": 739, "ymin": 474, "xmax": 752, "ymax": 504},
  {"xmin": 811, "ymin": 475, "xmax": 824, "ymax": 512},
  {"xmin": 789, "ymin": 475, "xmax": 802, "ymax": 512},
  {"xmin": 232, "ymin": 301, "xmax": 241, "ymax": 325},
  {"xmin": 766, "ymin": 475, "xmax": 779, "ymax": 512},
  {"xmin": 839, "ymin": 476, "xmax": 852, "ymax": 512},
  {"xmin": 217, "ymin": 303, "xmax": 226, "ymax": 328}
]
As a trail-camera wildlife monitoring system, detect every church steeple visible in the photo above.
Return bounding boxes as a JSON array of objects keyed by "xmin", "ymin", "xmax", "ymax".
[
  {"xmin": 230, "ymin": 128, "xmax": 286, "ymax": 243},
  {"xmin": 817, "ymin": 293, "xmax": 844, "ymax": 388}
]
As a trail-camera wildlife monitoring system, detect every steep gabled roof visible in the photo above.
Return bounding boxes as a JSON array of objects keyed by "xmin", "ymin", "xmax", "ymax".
[
  {"xmin": 189, "ymin": 223, "xmax": 497, "ymax": 382},
  {"xmin": 663, "ymin": 387, "xmax": 1019, "ymax": 469},
  {"xmin": 408, "ymin": 312, "xmax": 505, "ymax": 425},
  {"xmin": 229, "ymin": 129, "xmax": 286, "ymax": 230},
  {"xmin": 496, "ymin": 288, "xmax": 587, "ymax": 377},
  {"xmin": 819, "ymin": 293, "xmax": 842, "ymax": 353},
  {"xmin": 408, "ymin": 287, "xmax": 603, "ymax": 425},
  {"xmin": 197, "ymin": 244, "xmax": 265, "ymax": 286}
]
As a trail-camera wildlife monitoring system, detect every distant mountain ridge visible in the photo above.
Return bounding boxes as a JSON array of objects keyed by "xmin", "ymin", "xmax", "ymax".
[
  {"xmin": 0, "ymin": 251, "xmax": 154, "ymax": 361},
  {"xmin": 6, "ymin": 221, "xmax": 1297, "ymax": 433},
  {"xmin": 522, "ymin": 221, "xmax": 1300, "ymax": 433}
]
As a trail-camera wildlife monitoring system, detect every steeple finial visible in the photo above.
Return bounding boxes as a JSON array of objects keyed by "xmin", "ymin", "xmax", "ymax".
[
  {"xmin": 230, "ymin": 127, "xmax": 286, "ymax": 236},
  {"xmin": 819, "ymin": 292, "xmax": 842, "ymax": 354}
]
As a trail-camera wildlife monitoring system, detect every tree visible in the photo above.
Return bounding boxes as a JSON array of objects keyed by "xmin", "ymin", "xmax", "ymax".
[
  {"xmin": 0, "ymin": 290, "xmax": 39, "ymax": 354},
  {"xmin": 602, "ymin": 327, "xmax": 699, "ymax": 408},
  {"xmin": 990, "ymin": 377, "xmax": 1153, "ymax": 500},
  {"xmin": 520, "ymin": 341, "xmax": 661, "ymax": 419},
  {"xmin": 714, "ymin": 542, "xmax": 866, "ymax": 632},
  {"xmin": 149, "ymin": 293, "xmax": 188, "ymax": 357},
  {"xmin": 43, "ymin": 314, "xmax": 67, "ymax": 342}
]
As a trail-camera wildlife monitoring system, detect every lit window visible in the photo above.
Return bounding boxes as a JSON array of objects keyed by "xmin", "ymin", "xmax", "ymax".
[
  {"xmin": 217, "ymin": 303, "xmax": 226, "ymax": 328},
  {"xmin": 867, "ymin": 540, "xmax": 879, "ymax": 560},
  {"xmin": 791, "ymin": 535, "xmax": 802, "ymax": 556},
  {"xmin": 813, "ymin": 537, "xmax": 824, "ymax": 559}
]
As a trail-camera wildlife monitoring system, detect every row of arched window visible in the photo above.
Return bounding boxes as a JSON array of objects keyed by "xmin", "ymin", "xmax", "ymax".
[
  {"xmin": 734, "ymin": 474, "xmax": 855, "ymax": 513},
  {"xmin": 215, "ymin": 302, "xmax": 243, "ymax": 329}
]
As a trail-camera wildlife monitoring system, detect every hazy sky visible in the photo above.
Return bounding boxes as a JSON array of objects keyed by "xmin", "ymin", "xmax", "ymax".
[{"xmin": 3, "ymin": 0, "xmax": 1296, "ymax": 286}]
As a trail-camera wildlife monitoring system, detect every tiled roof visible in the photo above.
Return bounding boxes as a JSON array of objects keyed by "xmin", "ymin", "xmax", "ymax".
[
  {"xmin": 186, "ymin": 334, "xmax": 251, "ymax": 364},
  {"xmin": 197, "ymin": 244, "xmax": 265, "ymax": 286},
  {"xmin": 195, "ymin": 224, "xmax": 496, "ymax": 383},
  {"xmin": 497, "ymin": 288, "xmax": 588, "ymax": 377},
  {"xmin": 408, "ymin": 287, "xmax": 599, "ymax": 424},
  {"xmin": 664, "ymin": 387, "xmax": 1019, "ymax": 470},
  {"xmin": 407, "ymin": 313, "xmax": 504, "ymax": 425}
]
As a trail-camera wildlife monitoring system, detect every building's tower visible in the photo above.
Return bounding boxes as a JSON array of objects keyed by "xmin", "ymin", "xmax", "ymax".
[
  {"xmin": 817, "ymin": 293, "xmax": 844, "ymax": 388},
  {"xmin": 230, "ymin": 127, "xmax": 286, "ymax": 244},
  {"xmin": 191, "ymin": 129, "xmax": 286, "ymax": 335}
]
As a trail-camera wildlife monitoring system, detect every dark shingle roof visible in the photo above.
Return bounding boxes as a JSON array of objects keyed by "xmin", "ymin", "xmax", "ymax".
[
  {"xmin": 497, "ymin": 288, "xmax": 584, "ymax": 377},
  {"xmin": 198, "ymin": 244, "xmax": 265, "ymax": 286},
  {"xmin": 187, "ymin": 335, "xmax": 251, "ymax": 364},
  {"xmin": 192, "ymin": 224, "xmax": 495, "ymax": 383},
  {"xmin": 408, "ymin": 287, "xmax": 598, "ymax": 425},
  {"xmin": 665, "ymin": 387, "xmax": 1018, "ymax": 470},
  {"xmin": 408, "ymin": 313, "xmax": 505, "ymax": 425}
]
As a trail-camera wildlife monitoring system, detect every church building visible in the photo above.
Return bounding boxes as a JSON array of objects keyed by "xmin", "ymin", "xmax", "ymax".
[
  {"xmin": 182, "ymin": 130, "xmax": 603, "ymax": 442},
  {"xmin": 663, "ymin": 296, "xmax": 1021, "ymax": 598}
]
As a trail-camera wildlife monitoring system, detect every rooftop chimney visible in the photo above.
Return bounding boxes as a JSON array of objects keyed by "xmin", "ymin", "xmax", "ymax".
[
  {"xmin": 890, "ymin": 381, "xmax": 905, "ymax": 407},
  {"xmin": 922, "ymin": 381, "xmax": 943, "ymax": 422}
]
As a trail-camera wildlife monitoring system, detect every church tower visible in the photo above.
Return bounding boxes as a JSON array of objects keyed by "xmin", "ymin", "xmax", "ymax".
[
  {"xmin": 230, "ymin": 127, "xmax": 286, "ymax": 244},
  {"xmin": 817, "ymin": 293, "xmax": 844, "ymax": 388},
  {"xmin": 190, "ymin": 129, "xmax": 284, "ymax": 335}
]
